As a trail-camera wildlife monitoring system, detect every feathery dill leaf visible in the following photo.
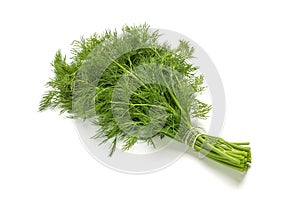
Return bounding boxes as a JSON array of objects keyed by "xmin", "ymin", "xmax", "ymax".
[{"xmin": 39, "ymin": 24, "xmax": 251, "ymax": 172}]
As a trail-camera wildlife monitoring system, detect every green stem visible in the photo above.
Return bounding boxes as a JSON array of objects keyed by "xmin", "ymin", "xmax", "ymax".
[{"xmin": 192, "ymin": 133, "xmax": 251, "ymax": 172}]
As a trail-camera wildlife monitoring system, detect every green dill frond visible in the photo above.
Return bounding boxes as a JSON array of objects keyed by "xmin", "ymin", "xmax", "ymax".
[
  {"xmin": 39, "ymin": 24, "xmax": 251, "ymax": 172},
  {"xmin": 39, "ymin": 23, "xmax": 210, "ymax": 150}
]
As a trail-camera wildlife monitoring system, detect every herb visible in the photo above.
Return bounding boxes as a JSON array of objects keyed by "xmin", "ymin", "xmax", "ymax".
[{"xmin": 39, "ymin": 24, "xmax": 251, "ymax": 172}]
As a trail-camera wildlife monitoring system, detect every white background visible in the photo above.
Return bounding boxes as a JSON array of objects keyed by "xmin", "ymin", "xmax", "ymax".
[{"xmin": 1, "ymin": 0, "xmax": 299, "ymax": 199}]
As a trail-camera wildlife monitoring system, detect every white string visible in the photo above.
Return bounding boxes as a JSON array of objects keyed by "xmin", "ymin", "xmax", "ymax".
[
  {"xmin": 192, "ymin": 133, "xmax": 202, "ymax": 150},
  {"xmin": 183, "ymin": 127, "xmax": 202, "ymax": 149}
]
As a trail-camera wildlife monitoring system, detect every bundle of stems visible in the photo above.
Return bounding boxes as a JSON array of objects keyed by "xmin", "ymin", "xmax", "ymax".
[{"xmin": 39, "ymin": 24, "xmax": 251, "ymax": 172}]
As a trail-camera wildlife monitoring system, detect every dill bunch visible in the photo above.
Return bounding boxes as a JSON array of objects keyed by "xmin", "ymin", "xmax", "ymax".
[{"xmin": 40, "ymin": 24, "xmax": 251, "ymax": 172}]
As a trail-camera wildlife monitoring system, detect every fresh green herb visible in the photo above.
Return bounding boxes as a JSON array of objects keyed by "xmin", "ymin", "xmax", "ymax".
[{"xmin": 39, "ymin": 24, "xmax": 251, "ymax": 172}]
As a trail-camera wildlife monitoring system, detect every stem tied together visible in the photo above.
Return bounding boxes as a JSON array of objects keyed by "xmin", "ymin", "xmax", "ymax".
[{"xmin": 191, "ymin": 133, "xmax": 251, "ymax": 172}]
